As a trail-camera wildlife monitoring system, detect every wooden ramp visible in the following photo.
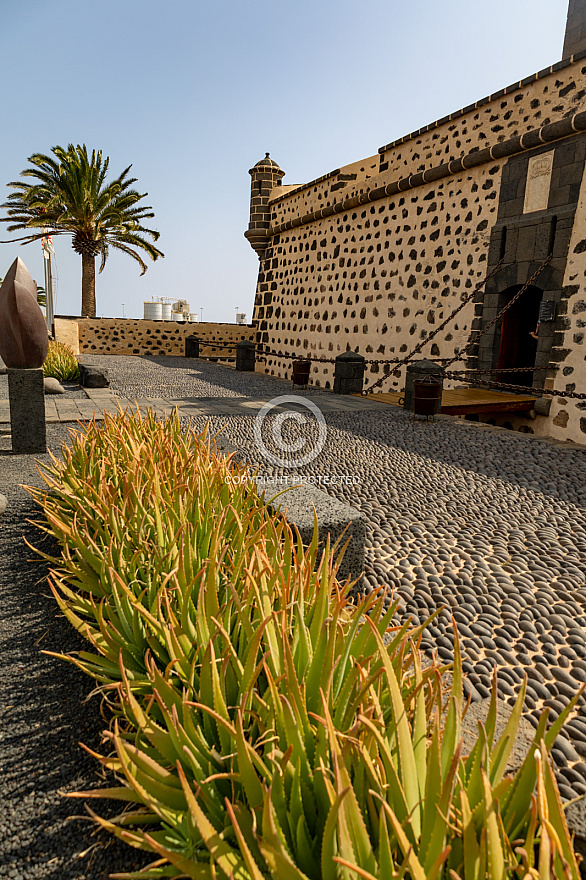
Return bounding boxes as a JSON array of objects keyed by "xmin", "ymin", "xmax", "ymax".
[{"xmin": 360, "ymin": 387, "xmax": 537, "ymax": 416}]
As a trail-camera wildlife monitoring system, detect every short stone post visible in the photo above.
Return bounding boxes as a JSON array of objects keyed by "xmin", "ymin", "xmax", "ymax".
[
  {"xmin": 333, "ymin": 350, "xmax": 366, "ymax": 394},
  {"xmin": 403, "ymin": 359, "xmax": 444, "ymax": 411},
  {"xmin": 0, "ymin": 257, "xmax": 49, "ymax": 455},
  {"xmin": 79, "ymin": 364, "xmax": 109, "ymax": 387},
  {"xmin": 185, "ymin": 335, "xmax": 200, "ymax": 358},
  {"xmin": 236, "ymin": 340, "xmax": 255, "ymax": 372},
  {"xmin": 8, "ymin": 368, "xmax": 46, "ymax": 453}
]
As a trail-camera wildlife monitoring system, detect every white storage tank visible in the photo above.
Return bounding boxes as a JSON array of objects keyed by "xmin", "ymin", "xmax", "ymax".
[
  {"xmin": 161, "ymin": 302, "xmax": 172, "ymax": 320},
  {"xmin": 172, "ymin": 311, "xmax": 185, "ymax": 322},
  {"xmin": 144, "ymin": 301, "xmax": 162, "ymax": 320},
  {"xmin": 189, "ymin": 313, "xmax": 199, "ymax": 322}
]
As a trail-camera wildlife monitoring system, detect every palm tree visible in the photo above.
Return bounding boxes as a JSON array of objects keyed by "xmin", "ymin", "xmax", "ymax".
[{"xmin": 0, "ymin": 144, "xmax": 164, "ymax": 317}]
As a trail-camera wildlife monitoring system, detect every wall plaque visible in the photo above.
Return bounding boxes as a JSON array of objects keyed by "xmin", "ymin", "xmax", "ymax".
[{"xmin": 523, "ymin": 151, "xmax": 554, "ymax": 214}]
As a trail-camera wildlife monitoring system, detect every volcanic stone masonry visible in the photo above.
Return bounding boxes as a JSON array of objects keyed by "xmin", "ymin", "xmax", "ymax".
[
  {"xmin": 246, "ymin": 10, "xmax": 586, "ymax": 445},
  {"xmin": 54, "ymin": 318, "xmax": 254, "ymax": 362}
]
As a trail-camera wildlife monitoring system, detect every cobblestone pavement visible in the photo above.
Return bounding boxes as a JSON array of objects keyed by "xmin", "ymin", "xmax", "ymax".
[
  {"xmin": 0, "ymin": 356, "xmax": 387, "ymax": 423},
  {"xmin": 182, "ymin": 407, "xmax": 586, "ymax": 804},
  {"xmin": 3, "ymin": 355, "xmax": 586, "ymax": 814}
]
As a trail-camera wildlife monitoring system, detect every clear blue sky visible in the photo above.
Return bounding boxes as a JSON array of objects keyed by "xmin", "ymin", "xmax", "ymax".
[{"xmin": 0, "ymin": 0, "xmax": 570, "ymax": 322}]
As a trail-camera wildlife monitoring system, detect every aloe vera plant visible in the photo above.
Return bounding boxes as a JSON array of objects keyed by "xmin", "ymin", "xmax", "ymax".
[
  {"xmin": 43, "ymin": 340, "xmax": 80, "ymax": 380},
  {"xmin": 29, "ymin": 408, "xmax": 583, "ymax": 880},
  {"xmin": 28, "ymin": 409, "xmax": 275, "ymax": 687}
]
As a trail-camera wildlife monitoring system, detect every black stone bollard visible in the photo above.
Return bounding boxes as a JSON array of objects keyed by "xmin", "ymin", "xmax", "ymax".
[
  {"xmin": 236, "ymin": 340, "xmax": 255, "ymax": 372},
  {"xmin": 333, "ymin": 351, "xmax": 365, "ymax": 394},
  {"xmin": 185, "ymin": 336, "xmax": 200, "ymax": 358},
  {"xmin": 79, "ymin": 364, "xmax": 109, "ymax": 388},
  {"xmin": 403, "ymin": 359, "xmax": 444, "ymax": 411},
  {"xmin": 8, "ymin": 368, "xmax": 46, "ymax": 453}
]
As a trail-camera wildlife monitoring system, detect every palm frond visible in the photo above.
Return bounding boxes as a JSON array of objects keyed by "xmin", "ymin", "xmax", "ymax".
[
  {"xmin": 1, "ymin": 143, "xmax": 163, "ymax": 260},
  {"xmin": 0, "ymin": 144, "xmax": 163, "ymax": 315}
]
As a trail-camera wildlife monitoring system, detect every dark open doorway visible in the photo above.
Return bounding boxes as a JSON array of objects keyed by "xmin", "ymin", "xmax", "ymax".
[{"xmin": 496, "ymin": 284, "xmax": 543, "ymax": 386}]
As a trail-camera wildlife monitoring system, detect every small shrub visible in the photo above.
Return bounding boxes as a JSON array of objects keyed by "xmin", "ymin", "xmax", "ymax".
[{"xmin": 43, "ymin": 341, "xmax": 79, "ymax": 381}]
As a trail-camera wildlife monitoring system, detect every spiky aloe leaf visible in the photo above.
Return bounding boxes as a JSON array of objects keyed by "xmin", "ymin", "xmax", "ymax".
[
  {"xmin": 363, "ymin": 617, "xmax": 422, "ymax": 838},
  {"xmin": 176, "ymin": 763, "xmax": 252, "ymax": 880},
  {"xmin": 536, "ymin": 742, "xmax": 581, "ymax": 880}
]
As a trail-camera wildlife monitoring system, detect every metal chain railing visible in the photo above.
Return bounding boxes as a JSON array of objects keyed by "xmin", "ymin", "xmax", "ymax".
[
  {"xmin": 191, "ymin": 339, "xmax": 338, "ymax": 364},
  {"xmin": 192, "ymin": 256, "xmax": 508, "ymax": 376},
  {"xmin": 450, "ymin": 365, "xmax": 555, "ymax": 374},
  {"xmin": 193, "ymin": 338, "xmax": 580, "ymax": 400},
  {"xmin": 257, "ymin": 349, "xmax": 336, "ymax": 364},
  {"xmin": 441, "ymin": 255, "xmax": 552, "ymax": 371},
  {"xmin": 190, "ymin": 252, "xmax": 586, "ymax": 401},
  {"xmin": 445, "ymin": 369, "xmax": 586, "ymax": 400},
  {"xmin": 194, "ymin": 342, "xmax": 239, "ymax": 351},
  {"xmin": 361, "ymin": 255, "xmax": 553, "ymax": 397},
  {"xmin": 360, "ymin": 258, "xmax": 506, "ymax": 395}
]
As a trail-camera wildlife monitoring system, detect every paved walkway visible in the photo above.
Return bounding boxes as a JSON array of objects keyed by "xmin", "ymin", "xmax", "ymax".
[
  {"xmin": 0, "ymin": 384, "xmax": 579, "ymax": 455},
  {"xmin": 0, "ymin": 387, "xmax": 389, "ymax": 424}
]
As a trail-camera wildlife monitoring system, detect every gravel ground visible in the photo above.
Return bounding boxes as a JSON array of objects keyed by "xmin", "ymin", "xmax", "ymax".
[
  {"xmin": 0, "ymin": 376, "xmax": 87, "ymax": 400},
  {"xmin": 3, "ymin": 355, "xmax": 586, "ymax": 878},
  {"xmin": 78, "ymin": 354, "xmax": 327, "ymax": 399},
  {"xmin": 0, "ymin": 426, "xmax": 151, "ymax": 880}
]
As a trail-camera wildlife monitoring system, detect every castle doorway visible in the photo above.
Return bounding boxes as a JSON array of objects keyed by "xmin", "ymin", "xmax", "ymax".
[{"xmin": 496, "ymin": 284, "xmax": 542, "ymax": 386}]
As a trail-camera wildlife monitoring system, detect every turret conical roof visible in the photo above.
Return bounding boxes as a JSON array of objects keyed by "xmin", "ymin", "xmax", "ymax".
[{"xmin": 251, "ymin": 152, "xmax": 283, "ymax": 171}]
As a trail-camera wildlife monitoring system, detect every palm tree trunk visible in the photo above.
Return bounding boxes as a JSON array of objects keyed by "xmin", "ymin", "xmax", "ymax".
[{"xmin": 81, "ymin": 252, "xmax": 96, "ymax": 317}]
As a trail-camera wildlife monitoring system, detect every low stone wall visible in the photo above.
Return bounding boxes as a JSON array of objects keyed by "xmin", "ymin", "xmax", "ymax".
[{"xmin": 54, "ymin": 317, "xmax": 255, "ymax": 359}]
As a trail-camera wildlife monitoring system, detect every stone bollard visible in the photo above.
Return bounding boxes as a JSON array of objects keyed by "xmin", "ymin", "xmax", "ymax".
[
  {"xmin": 0, "ymin": 257, "xmax": 49, "ymax": 455},
  {"xmin": 185, "ymin": 335, "xmax": 200, "ymax": 358},
  {"xmin": 236, "ymin": 340, "xmax": 255, "ymax": 372},
  {"xmin": 333, "ymin": 350, "xmax": 366, "ymax": 394},
  {"xmin": 8, "ymin": 368, "xmax": 46, "ymax": 453},
  {"xmin": 79, "ymin": 364, "xmax": 109, "ymax": 388},
  {"xmin": 403, "ymin": 359, "xmax": 444, "ymax": 412}
]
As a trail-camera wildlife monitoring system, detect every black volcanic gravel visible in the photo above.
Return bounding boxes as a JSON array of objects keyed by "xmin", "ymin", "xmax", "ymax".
[
  {"xmin": 0, "ymin": 377, "xmax": 87, "ymax": 400},
  {"xmin": 0, "ymin": 425, "xmax": 151, "ymax": 880}
]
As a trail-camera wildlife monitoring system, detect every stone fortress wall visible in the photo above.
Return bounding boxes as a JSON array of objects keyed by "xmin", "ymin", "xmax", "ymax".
[
  {"xmin": 54, "ymin": 317, "xmax": 254, "ymax": 360},
  {"xmin": 246, "ymin": 14, "xmax": 586, "ymax": 445}
]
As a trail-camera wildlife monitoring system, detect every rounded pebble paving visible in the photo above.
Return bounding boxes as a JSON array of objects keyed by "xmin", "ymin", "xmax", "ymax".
[{"xmin": 93, "ymin": 357, "xmax": 586, "ymax": 801}]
